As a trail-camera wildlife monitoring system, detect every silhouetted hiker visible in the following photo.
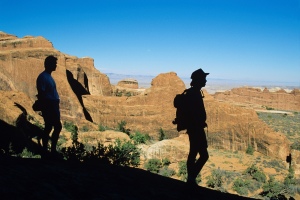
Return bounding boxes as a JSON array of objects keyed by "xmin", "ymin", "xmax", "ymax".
[
  {"xmin": 185, "ymin": 68, "xmax": 209, "ymax": 186},
  {"xmin": 36, "ymin": 55, "xmax": 62, "ymax": 158}
]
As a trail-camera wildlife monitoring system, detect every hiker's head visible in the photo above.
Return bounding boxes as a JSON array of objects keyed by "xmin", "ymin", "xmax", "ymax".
[
  {"xmin": 190, "ymin": 68, "xmax": 209, "ymax": 88},
  {"xmin": 44, "ymin": 56, "xmax": 58, "ymax": 72}
]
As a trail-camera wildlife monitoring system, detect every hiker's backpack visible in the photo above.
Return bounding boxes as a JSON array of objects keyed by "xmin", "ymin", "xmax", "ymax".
[{"xmin": 172, "ymin": 89, "xmax": 190, "ymax": 132}]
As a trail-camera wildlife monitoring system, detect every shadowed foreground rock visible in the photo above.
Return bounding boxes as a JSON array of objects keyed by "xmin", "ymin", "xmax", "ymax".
[{"xmin": 0, "ymin": 157, "xmax": 256, "ymax": 200}]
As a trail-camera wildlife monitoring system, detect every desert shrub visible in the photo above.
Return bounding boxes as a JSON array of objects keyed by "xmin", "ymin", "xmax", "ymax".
[
  {"xmin": 284, "ymin": 167, "xmax": 296, "ymax": 186},
  {"xmin": 177, "ymin": 160, "xmax": 201, "ymax": 183},
  {"xmin": 261, "ymin": 176, "xmax": 286, "ymax": 199},
  {"xmin": 283, "ymin": 167, "xmax": 299, "ymax": 196},
  {"xmin": 253, "ymin": 171, "xmax": 267, "ymax": 183},
  {"xmin": 124, "ymin": 92, "xmax": 132, "ymax": 97},
  {"xmin": 80, "ymin": 125, "xmax": 89, "ymax": 132},
  {"xmin": 106, "ymin": 139, "xmax": 140, "ymax": 167},
  {"xmin": 206, "ymin": 169, "xmax": 228, "ymax": 190},
  {"xmin": 61, "ymin": 140, "xmax": 86, "ymax": 162},
  {"xmin": 144, "ymin": 158, "xmax": 174, "ymax": 177},
  {"xmin": 245, "ymin": 164, "xmax": 266, "ymax": 183},
  {"xmin": 63, "ymin": 121, "xmax": 77, "ymax": 133},
  {"xmin": 117, "ymin": 120, "xmax": 130, "ymax": 135},
  {"xmin": 263, "ymin": 159, "xmax": 285, "ymax": 170},
  {"xmin": 144, "ymin": 158, "xmax": 162, "ymax": 173},
  {"xmin": 162, "ymin": 158, "xmax": 171, "ymax": 166},
  {"xmin": 178, "ymin": 160, "xmax": 188, "ymax": 181},
  {"xmin": 61, "ymin": 138, "xmax": 140, "ymax": 167},
  {"xmin": 159, "ymin": 166, "xmax": 176, "ymax": 177},
  {"xmin": 19, "ymin": 148, "xmax": 40, "ymax": 158},
  {"xmin": 196, "ymin": 173, "xmax": 202, "ymax": 184},
  {"xmin": 232, "ymin": 178, "xmax": 250, "ymax": 196},
  {"xmin": 291, "ymin": 141, "xmax": 300, "ymax": 151},
  {"xmin": 246, "ymin": 145, "xmax": 254, "ymax": 155},
  {"xmin": 266, "ymin": 106, "xmax": 274, "ymax": 110},
  {"xmin": 130, "ymin": 131, "xmax": 150, "ymax": 145},
  {"xmin": 98, "ymin": 124, "xmax": 109, "ymax": 132},
  {"xmin": 158, "ymin": 128, "xmax": 166, "ymax": 141}
]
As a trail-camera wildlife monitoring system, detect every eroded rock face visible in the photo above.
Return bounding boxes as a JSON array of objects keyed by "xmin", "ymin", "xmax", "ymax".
[
  {"xmin": 0, "ymin": 31, "xmax": 112, "ymax": 122},
  {"xmin": 205, "ymin": 99, "xmax": 290, "ymax": 160},
  {"xmin": 83, "ymin": 72, "xmax": 185, "ymax": 139},
  {"xmin": 214, "ymin": 87, "xmax": 300, "ymax": 111}
]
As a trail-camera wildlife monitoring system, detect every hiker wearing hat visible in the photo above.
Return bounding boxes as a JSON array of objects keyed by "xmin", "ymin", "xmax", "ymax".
[{"xmin": 185, "ymin": 68, "xmax": 209, "ymax": 186}]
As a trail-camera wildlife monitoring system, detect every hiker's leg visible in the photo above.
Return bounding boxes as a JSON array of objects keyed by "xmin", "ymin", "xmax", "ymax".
[
  {"xmin": 194, "ymin": 129, "xmax": 209, "ymax": 176},
  {"xmin": 194, "ymin": 148, "xmax": 209, "ymax": 176},
  {"xmin": 187, "ymin": 133, "xmax": 199, "ymax": 182},
  {"xmin": 42, "ymin": 123, "xmax": 52, "ymax": 151},
  {"xmin": 51, "ymin": 121, "xmax": 62, "ymax": 153}
]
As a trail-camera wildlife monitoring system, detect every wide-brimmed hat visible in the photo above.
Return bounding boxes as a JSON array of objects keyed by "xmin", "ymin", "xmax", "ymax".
[{"xmin": 191, "ymin": 68, "xmax": 209, "ymax": 79}]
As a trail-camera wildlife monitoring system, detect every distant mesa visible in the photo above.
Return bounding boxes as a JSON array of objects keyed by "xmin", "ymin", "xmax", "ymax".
[{"xmin": 117, "ymin": 78, "xmax": 138, "ymax": 89}]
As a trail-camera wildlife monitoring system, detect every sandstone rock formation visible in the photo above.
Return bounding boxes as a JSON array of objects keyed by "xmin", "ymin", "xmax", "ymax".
[
  {"xmin": 214, "ymin": 87, "xmax": 300, "ymax": 111},
  {"xmin": 0, "ymin": 31, "xmax": 112, "ymax": 123},
  {"xmin": 83, "ymin": 72, "xmax": 185, "ymax": 139}
]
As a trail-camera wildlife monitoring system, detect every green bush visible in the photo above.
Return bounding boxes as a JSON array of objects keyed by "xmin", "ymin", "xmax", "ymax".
[
  {"xmin": 159, "ymin": 166, "xmax": 176, "ymax": 177},
  {"xmin": 130, "ymin": 131, "xmax": 150, "ymax": 145},
  {"xmin": 19, "ymin": 148, "xmax": 41, "ymax": 158},
  {"xmin": 232, "ymin": 178, "xmax": 250, "ymax": 196},
  {"xmin": 246, "ymin": 145, "xmax": 254, "ymax": 155},
  {"xmin": 261, "ymin": 176, "xmax": 286, "ymax": 199},
  {"xmin": 253, "ymin": 171, "xmax": 267, "ymax": 183},
  {"xmin": 61, "ymin": 141, "xmax": 86, "ymax": 162},
  {"xmin": 60, "ymin": 139, "xmax": 140, "ymax": 167},
  {"xmin": 117, "ymin": 120, "xmax": 130, "ymax": 135},
  {"xmin": 158, "ymin": 128, "xmax": 166, "ymax": 141},
  {"xmin": 178, "ymin": 161, "xmax": 188, "ymax": 181},
  {"xmin": 98, "ymin": 124, "xmax": 109, "ymax": 132},
  {"xmin": 291, "ymin": 141, "xmax": 300, "ymax": 151},
  {"xmin": 177, "ymin": 160, "xmax": 200, "ymax": 183},
  {"xmin": 206, "ymin": 169, "xmax": 226, "ymax": 189},
  {"xmin": 63, "ymin": 121, "xmax": 78, "ymax": 134},
  {"xmin": 144, "ymin": 158, "xmax": 162, "ymax": 173},
  {"xmin": 245, "ymin": 164, "xmax": 266, "ymax": 183},
  {"xmin": 284, "ymin": 167, "xmax": 296, "ymax": 186},
  {"xmin": 266, "ymin": 106, "xmax": 274, "ymax": 110},
  {"xmin": 162, "ymin": 158, "xmax": 171, "ymax": 166},
  {"xmin": 106, "ymin": 139, "xmax": 140, "ymax": 167},
  {"xmin": 80, "ymin": 125, "xmax": 89, "ymax": 132}
]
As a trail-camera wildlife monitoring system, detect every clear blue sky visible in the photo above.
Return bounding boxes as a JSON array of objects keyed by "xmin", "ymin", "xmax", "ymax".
[{"xmin": 1, "ymin": 0, "xmax": 299, "ymax": 84}]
